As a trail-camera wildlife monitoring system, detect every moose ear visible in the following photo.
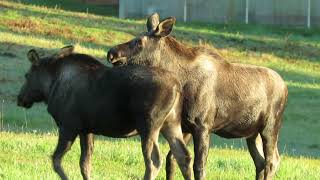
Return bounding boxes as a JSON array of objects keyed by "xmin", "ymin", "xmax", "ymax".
[
  {"xmin": 27, "ymin": 49, "xmax": 40, "ymax": 65},
  {"xmin": 154, "ymin": 17, "xmax": 176, "ymax": 37},
  {"xmin": 56, "ymin": 45, "xmax": 74, "ymax": 58},
  {"xmin": 146, "ymin": 13, "xmax": 160, "ymax": 32}
]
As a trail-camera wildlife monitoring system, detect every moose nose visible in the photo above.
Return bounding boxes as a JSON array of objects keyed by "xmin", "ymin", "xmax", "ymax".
[{"xmin": 107, "ymin": 48, "xmax": 118, "ymax": 63}]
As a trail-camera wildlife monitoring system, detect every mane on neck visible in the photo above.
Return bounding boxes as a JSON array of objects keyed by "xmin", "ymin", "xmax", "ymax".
[
  {"xmin": 56, "ymin": 53, "xmax": 104, "ymax": 71},
  {"xmin": 164, "ymin": 36, "xmax": 198, "ymax": 60},
  {"xmin": 164, "ymin": 36, "xmax": 224, "ymax": 61}
]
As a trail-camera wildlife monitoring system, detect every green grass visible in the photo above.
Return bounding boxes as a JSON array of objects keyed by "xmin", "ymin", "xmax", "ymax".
[
  {"xmin": 0, "ymin": 0, "xmax": 320, "ymax": 179},
  {"xmin": 0, "ymin": 132, "xmax": 319, "ymax": 179}
]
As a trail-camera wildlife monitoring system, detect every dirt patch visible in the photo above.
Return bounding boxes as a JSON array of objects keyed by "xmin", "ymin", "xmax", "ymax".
[
  {"xmin": 0, "ymin": 18, "xmax": 102, "ymax": 44},
  {"xmin": 3, "ymin": 18, "xmax": 40, "ymax": 32},
  {"xmin": 80, "ymin": 36, "xmax": 97, "ymax": 43},
  {"xmin": 0, "ymin": 2, "xmax": 10, "ymax": 8},
  {"xmin": 45, "ymin": 26, "xmax": 74, "ymax": 38},
  {"xmin": 0, "ymin": 18, "xmax": 74, "ymax": 39}
]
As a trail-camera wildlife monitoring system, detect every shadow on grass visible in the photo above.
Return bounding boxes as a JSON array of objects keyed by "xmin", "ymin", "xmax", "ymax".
[
  {"xmin": 276, "ymin": 68, "xmax": 320, "ymax": 85},
  {"xmin": 174, "ymin": 26, "xmax": 320, "ymax": 64},
  {"xmin": 10, "ymin": 0, "xmax": 118, "ymax": 17},
  {"xmin": 0, "ymin": 43, "xmax": 57, "ymax": 132}
]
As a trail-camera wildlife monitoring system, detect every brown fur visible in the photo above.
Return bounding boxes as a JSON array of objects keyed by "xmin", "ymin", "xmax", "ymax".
[
  {"xmin": 107, "ymin": 14, "xmax": 288, "ymax": 180},
  {"xmin": 18, "ymin": 47, "xmax": 193, "ymax": 180},
  {"xmin": 165, "ymin": 37, "xmax": 198, "ymax": 60},
  {"xmin": 165, "ymin": 36, "xmax": 224, "ymax": 62}
]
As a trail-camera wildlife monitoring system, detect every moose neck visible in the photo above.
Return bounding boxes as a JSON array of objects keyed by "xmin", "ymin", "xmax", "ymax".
[
  {"xmin": 42, "ymin": 64, "xmax": 60, "ymax": 103},
  {"xmin": 163, "ymin": 37, "xmax": 197, "ymax": 60},
  {"xmin": 47, "ymin": 55, "xmax": 106, "ymax": 98},
  {"xmin": 42, "ymin": 59, "xmax": 73, "ymax": 103},
  {"xmin": 158, "ymin": 37, "xmax": 197, "ymax": 77}
]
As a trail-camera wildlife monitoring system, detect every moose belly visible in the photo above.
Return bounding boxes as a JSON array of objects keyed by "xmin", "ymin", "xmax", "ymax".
[
  {"xmin": 88, "ymin": 113, "xmax": 138, "ymax": 138},
  {"xmin": 213, "ymin": 111, "xmax": 263, "ymax": 139},
  {"xmin": 213, "ymin": 94, "xmax": 267, "ymax": 139},
  {"xmin": 214, "ymin": 125, "xmax": 259, "ymax": 139},
  {"xmin": 94, "ymin": 128, "xmax": 138, "ymax": 138}
]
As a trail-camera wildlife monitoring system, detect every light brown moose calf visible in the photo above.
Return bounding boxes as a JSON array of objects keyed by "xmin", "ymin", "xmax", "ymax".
[{"xmin": 107, "ymin": 13, "xmax": 288, "ymax": 180}]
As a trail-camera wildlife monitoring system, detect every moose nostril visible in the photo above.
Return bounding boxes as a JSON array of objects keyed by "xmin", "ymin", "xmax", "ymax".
[
  {"xmin": 107, "ymin": 48, "xmax": 122, "ymax": 62},
  {"xmin": 109, "ymin": 53, "xmax": 114, "ymax": 61},
  {"xmin": 107, "ymin": 51, "xmax": 115, "ymax": 62}
]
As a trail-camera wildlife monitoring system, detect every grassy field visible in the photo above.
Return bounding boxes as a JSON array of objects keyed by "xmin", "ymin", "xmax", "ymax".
[
  {"xmin": 0, "ymin": 0, "xmax": 320, "ymax": 179},
  {"xmin": 1, "ymin": 132, "xmax": 319, "ymax": 180}
]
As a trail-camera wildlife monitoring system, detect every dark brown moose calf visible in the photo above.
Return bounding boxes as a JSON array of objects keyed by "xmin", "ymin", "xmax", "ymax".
[
  {"xmin": 17, "ymin": 46, "xmax": 193, "ymax": 180},
  {"xmin": 107, "ymin": 13, "xmax": 288, "ymax": 180}
]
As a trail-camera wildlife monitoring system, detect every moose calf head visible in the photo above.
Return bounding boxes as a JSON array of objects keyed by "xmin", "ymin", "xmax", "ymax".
[{"xmin": 107, "ymin": 13, "xmax": 176, "ymax": 66}]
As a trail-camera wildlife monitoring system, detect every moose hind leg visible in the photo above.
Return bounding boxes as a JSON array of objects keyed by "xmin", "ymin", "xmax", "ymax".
[
  {"xmin": 261, "ymin": 116, "xmax": 281, "ymax": 180},
  {"xmin": 141, "ymin": 129, "xmax": 162, "ymax": 180},
  {"xmin": 52, "ymin": 128, "xmax": 77, "ymax": 180},
  {"xmin": 162, "ymin": 126, "xmax": 192, "ymax": 180},
  {"xmin": 79, "ymin": 133, "xmax": 94, "ymax": 180},
  {"xmin": 165, "ymin": 150, "xmax": 175, "ymax": 180},
  {"xmin": 247, "ymin": 133, "xmax": 265, "ymax": 180},
  {"xmin": 165, "ymin": 133, "xmax": 192, "ymax": 180}
]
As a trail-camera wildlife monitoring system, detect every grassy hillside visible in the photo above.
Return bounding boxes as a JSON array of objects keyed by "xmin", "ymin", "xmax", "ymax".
[{"xmin": 0, "ymin": 0, "xmax": 320, "ymax": 179}]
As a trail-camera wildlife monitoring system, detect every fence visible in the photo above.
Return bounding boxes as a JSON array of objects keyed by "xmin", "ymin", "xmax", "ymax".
[
  {"xmin": 83, "ymin": 0, "xmax": 118, "ymax": 5},
  {"xmin": 119, "ymin": 0, "xmax": 320, "ymax": 27}
]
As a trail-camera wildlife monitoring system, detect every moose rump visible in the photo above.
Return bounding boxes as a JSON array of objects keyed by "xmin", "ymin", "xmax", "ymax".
[{"xmin": 17, "ymin": 46, "xmax": 193, "ymax": 180}]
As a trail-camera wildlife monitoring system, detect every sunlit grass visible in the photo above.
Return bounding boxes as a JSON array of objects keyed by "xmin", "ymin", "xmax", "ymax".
[{"xmin": 0, "ymin": 132, "xmax": 319, "ymax": 179}]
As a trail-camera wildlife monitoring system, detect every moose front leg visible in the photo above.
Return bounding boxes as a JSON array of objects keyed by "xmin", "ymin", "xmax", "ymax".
[
  {"xmin": 140, "ymin": 130, "xmax": 162, "ymax": 180},
  {"xmin": 193, "ymin": 128, "xmax": 210, "ymax": 180},
  {"xmin": 52, "ymin": 128, "xmax": 77, "ymax": 180},
  {"xmin": 79, "ymin": 133, "xmax": 94, "ymax": 180}
]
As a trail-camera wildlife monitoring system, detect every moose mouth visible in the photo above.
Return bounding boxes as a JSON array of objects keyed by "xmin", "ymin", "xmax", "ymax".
[{"xmin": 111, "ymin": 57, "xmax": 127, "ymax": 66}]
